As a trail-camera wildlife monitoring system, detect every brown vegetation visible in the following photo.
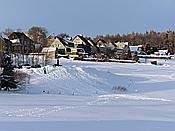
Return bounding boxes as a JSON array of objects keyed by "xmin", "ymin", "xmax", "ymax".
[{"xmin": 94, "ymin": 30, "xmax": 175, "ymax": 54}]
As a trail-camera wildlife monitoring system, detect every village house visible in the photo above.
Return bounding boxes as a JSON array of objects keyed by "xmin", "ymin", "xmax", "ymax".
[
  {"xmin": 72, "ymin": 35, "xmax": 91, "ymax": 55},
  {"xmin": 96, "ymin": 39, "xmax": 111, "ymax": 54},
  {"xmin": 8, "ymin": 32, "xmax": 35, "ymax": 54},
  {"xmin": 158, "ymin": 50, "xmax": 169, "ymax": 56},
  {"xmin": 115, "ymin": 42, "xmax": 128, "ymax": 49},
  {"xmin": 50, "ymin": 37, "xmax": 68, "ymax": 56},
  {"xmin": 129, "ymin": 45, "xmax": 144, "ymax": 55},
  {"xmin": 114, "ymin": 42, "xmax": 130, "ymax": 55},
  {"xmin": 50, "ymin": 36, "xmax": 85, "ymax": 57}
]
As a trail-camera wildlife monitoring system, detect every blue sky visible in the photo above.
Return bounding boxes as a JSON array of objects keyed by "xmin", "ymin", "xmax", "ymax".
[{"xmin": 0, "ymin": 0, "xmax": 174, "ymax": 36}]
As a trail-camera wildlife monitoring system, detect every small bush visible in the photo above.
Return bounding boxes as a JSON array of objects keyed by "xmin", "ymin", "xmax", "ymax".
[
  {"xmin": 112, "ymin": 86, "xmax": 128, "ymax": 92},
  {"xmin": 14, "ymin": 70, "xmax": 30, "ymax": 86}
]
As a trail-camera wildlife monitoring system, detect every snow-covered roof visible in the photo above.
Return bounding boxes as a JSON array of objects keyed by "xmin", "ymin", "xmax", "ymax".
[
  {"xmin": 159, "ymin": 50, "xmax": 168, "ymax": 55},
  {"xmin": 42, "ymin": 47, "xmax": 57, "ymax": 52},
  {"xmin": 0, "ymin": 36, "xmax": 4, "ymax": 41},
  {"xmin": 0, "ymin": 33, "xmax": 8, "ymax": 39},
  {"xmin": 10, "ymin": 39, "xmax": 20, "ymax": 43},
  {"xmin": 129, "ymin": 45, "xmax": 142, "ymax": 52}
]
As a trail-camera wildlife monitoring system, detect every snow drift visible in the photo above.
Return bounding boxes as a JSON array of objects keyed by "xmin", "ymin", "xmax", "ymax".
[{"xmin": 26, "ymin": 65, "xmax": 131, "ymax": 95}]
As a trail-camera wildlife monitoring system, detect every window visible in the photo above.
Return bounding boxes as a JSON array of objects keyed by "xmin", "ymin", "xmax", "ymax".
[{"xmin": 66, "ymin": 48, "xmax": 71, "ymax": 52}]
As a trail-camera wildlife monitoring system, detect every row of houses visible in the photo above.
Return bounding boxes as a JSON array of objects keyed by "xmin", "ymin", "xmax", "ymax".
[
  {"xmin": 43, "ymin": 35, "xmax": 132, "ymax": 60},
  {"xmin": 0, "ymin": 32, "xmax": 145, "ymax": 61},
  {"xmin": 0, "ymin": 32, "xmax": 170, "ymax": 66},
  {"xmin": 0, "ymin": 32, "xmax": 132, "ymax": 66},
  {"xmin": 0, "ymin": 32, "xmax": 138, "ymax": 58}
]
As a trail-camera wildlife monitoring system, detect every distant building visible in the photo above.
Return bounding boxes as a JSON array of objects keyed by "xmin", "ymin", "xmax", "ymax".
[
  {"xmin": 115, "ymin": 42, "xmax": 128, "ymax": 49},
  {"xmin": 96, "ymin": 39, "xmax": 111, "ymax": 54},
  {"xmin": 50, "ymin": 37, "xmax": 86, "ymax": 57},
  {"xmin": 114, "ymin": 42, "xmax": 130, "ymax": 55},
  {"xmin": 158, "ymin": 50, "xmax": 169, "ymax": 56},
  {"xmin": 8, "ymin": 32, "xmax": 35, "ymax": 54},
  {"xmin": 129, "ymin": 45, "xmax": 143, "ymax": 55},
  {"xmin": 72, "ymin": 35, "xmax": 91, "ymax": 54}
]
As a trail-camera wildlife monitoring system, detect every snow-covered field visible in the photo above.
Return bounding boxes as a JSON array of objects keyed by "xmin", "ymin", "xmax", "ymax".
[{"xmin": 1, "ymin": 59, "xmax": 175, "ymax": 131}]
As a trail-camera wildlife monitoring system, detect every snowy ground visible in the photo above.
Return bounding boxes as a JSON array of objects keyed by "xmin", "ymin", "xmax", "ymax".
[{"xmin": 1, "ymin": 59, "xmax": 175, "ymax": 130}]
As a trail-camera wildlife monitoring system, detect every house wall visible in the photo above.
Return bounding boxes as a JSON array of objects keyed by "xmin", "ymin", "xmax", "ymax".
[
  {"xmin": 73, "ymin": 36, "xmax": 83, "ymax": 44},
  {"xmin": 46, "ymin": 51, "xmax": 55, "ymax": 59},
  {"xmin": 51, "ymin": 38, "xmax": 66, "ymax": 49},
  {"xmin": 72, "ymin": 36, "xmax": 92, "ymax": 54},
  {"xmin": 96, "ymin": 40, "xmax": 106, "ymax": 47},
  {"xmin": 115, "ymin": 42, "xmax": 125, "ymax": 49},
  {"xmin": 72, "ymin": 36, "xmax": 84, "ymax": 48}
]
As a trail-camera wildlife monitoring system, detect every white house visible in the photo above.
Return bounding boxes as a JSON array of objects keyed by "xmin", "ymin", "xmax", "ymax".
[
  {"xmin": 158, "ymin": 50, "xmax": 169, "ymax": 56},
  {"xmin": 129, "ymin": 45, "xmax": 143, "ymax": 54}
]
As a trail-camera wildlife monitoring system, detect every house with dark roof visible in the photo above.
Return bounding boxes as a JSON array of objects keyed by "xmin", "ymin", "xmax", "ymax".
[
  {"xmin": 87, "ymin": 39, "xmax": 98, "ymax": 55},
  {"xmin": 50, "ymin": 37, "xmax": 69, "ymax": 55},
  {"xmin": 113, "ymin": 42, "xmax": 130, "ymax": 55},
  {"xmin": 50, "ymin": 37, "xmax": 74, "ymax": 56},
  {"xmin": 96, "ymin": 39, "xmax": 112, "ymax": 54},
  {"xmin": 72, "ymin": 35, "xmax": 92, "ymax": 54},
  {"xmin": 8, "ymin": 32, "xmax": 35, "ymax": 54}
]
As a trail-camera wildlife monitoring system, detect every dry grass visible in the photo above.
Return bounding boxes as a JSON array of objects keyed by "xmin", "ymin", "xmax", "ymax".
[
  {"xmin": 14, "ymin": 70, "xmax": 30, "ymax": 85},
  {"xmin": 112, "ymin": 86, "xmax": 127, "ymax": 92}
]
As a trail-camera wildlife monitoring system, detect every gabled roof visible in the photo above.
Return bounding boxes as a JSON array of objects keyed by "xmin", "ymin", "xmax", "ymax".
[
  {"xmin": 0, "ymin": 36, "xmax": 12, "ymax": 45},
  {"xmin": 55, "ymin": 36, "xmax": 68, "ymax": 46},
  {"xmin": 48, "ymin": 35, "xmax": 54, "ymax": 39},
  {"xmin": 96, "ymin": 39, "xmax": 108, "ymax": 48},
  {"xmin": 3, "ymin": 38, "xmax": 12, "ymax": 45},
  {"xmin": 96, "ymin": 39, "xmax": 107, "ymax": 44},
  {"xmin": 0, "ymin": 35, "xmax": 5, "ymax": 42},
  {"xmin": 8, "ymin": 32, "xmax": 34, "ymax": 43},
  {"xmin": 73, "ymin": 35, "xmax": 91, "ymax": 46},
  {"xmin": 87, "ymin": 39, "xmax": 97, "ymax": 47},
  {"xmin": 64, "ymin": 39, "xmax": 74, "ymax": 47}
]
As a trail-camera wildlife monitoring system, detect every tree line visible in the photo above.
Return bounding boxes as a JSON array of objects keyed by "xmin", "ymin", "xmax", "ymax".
[{"xmin": 94, "ymin": 30, "xmax": 175, "ymax": 54}]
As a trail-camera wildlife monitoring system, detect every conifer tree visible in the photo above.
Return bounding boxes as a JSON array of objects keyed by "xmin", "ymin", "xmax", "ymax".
[{"xmin": 0, "ymin": 53, "xmax": 17, "ymax": 91}]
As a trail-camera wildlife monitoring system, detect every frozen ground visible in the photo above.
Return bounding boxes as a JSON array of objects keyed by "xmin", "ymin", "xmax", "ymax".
[{"xmin": 1, "ymin": 59, "xmax": 175, "ymax": 130}]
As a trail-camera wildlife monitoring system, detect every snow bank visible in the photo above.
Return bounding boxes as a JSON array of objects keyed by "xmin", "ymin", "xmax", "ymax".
[
  {"xmin": 23, "ymin": 58, "xmax": 175, "ymax": 96},
  {"xmin": 26, "ymin": 65, "xmax": 130, "ymax": 95}
]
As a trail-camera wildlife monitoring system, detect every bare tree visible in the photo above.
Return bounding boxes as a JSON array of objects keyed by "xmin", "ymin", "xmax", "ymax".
[
  {"xmin": 57, "ymin": 32, "xmax": 70, "ymax": 39},
  {"xmin": 28, "ymin": 26, "xmax": 48, "ymax": 47},
  {"xmin": 3, "ymin": 28, "xmax": 14, "ymax": 36}
]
